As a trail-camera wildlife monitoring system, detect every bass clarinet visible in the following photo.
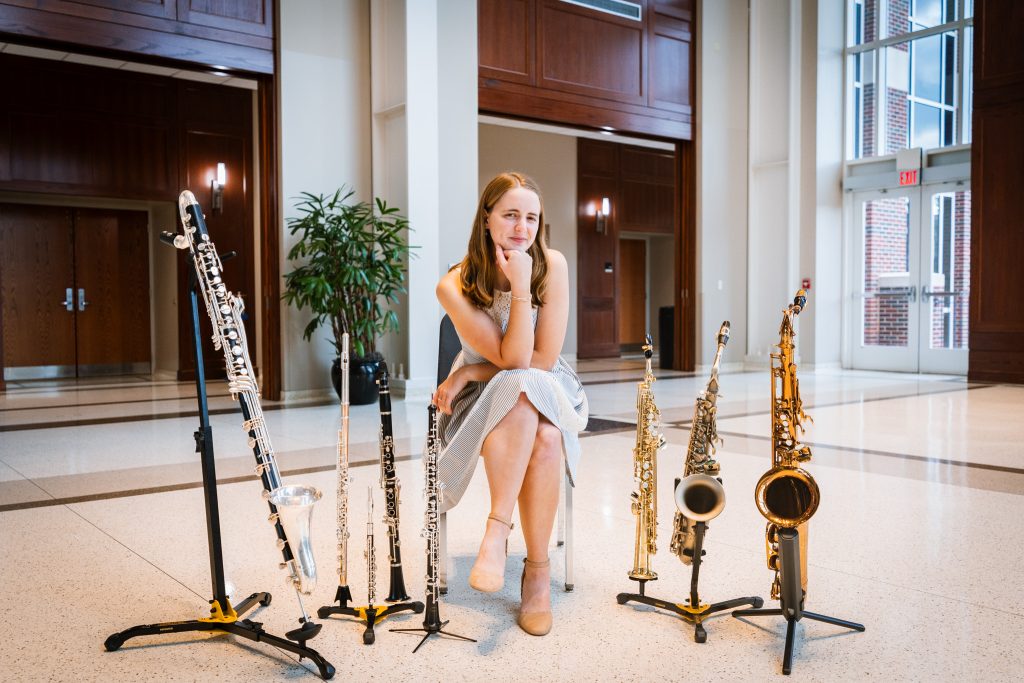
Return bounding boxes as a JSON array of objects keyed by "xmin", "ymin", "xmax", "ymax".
[
  {"xmin": 171, "ymin": 191, "xmax": 323, "ymax": 641},
  {"xmin": 377, "ymin": 362, "xmax": 412, "ymax": 602}
]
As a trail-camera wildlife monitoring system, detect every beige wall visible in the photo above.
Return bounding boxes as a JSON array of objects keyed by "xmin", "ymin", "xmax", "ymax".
[
  {"xmin": 279, "ymin": 0, "xmax": 372, "ymax": 397},
  {"xmin": 477, "ymin": 124, "xmax": 579, "ymax": 357}
]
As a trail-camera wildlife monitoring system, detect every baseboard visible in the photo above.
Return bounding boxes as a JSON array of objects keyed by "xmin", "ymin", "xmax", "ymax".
[
  {"xmin": 280, "ymin": 387, "xmax": 335, "ymax": 403},
  {"xmin": 391, "ymin": 376, "xmax": 434, "ymax": 401}
]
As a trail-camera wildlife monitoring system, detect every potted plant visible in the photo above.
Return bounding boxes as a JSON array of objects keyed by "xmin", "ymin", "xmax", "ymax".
[{"xmin": 283, "ymin": 187, "xmax": 414, "ymax": 404}]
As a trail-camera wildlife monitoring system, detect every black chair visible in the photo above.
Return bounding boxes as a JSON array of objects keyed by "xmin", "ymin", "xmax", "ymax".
[{"xmin": 435, "ymin": 314, "xmax": 574, "ymax": 593}]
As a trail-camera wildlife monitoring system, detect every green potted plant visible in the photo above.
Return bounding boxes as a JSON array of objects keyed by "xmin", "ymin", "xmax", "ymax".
[{"xmin": 283, "ymin": 187, "xmax": 414, "ymax": 404}]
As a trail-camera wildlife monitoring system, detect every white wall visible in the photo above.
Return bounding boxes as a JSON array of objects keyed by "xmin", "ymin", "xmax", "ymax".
[
  {"xmin": 477, "ymin": 124, "xmax": 579, "ymax": 357},
  {"xmin": 279, "ymin": 0, "xmax": 372, "ymax": 396},
  {"xmin": 697, "ymin": 0, "xmax": 750, "ymax": 367}
]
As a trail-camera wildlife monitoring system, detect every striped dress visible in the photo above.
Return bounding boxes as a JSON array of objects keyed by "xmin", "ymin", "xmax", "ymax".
[{"xmin": 436, "ymin": 289, "xmax": 589, "ymax": 512}]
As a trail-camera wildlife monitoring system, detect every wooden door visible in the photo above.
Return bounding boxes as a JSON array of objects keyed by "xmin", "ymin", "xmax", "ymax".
[
  {"xmin": 74, "ymin": 208, "xmax": 151, "ymax": 370},
  {"xmin": 0, "ymin": 204, "xmax": 77, "ymax": 370},
  {"xmin": 577, "ymin": 140, "xmax": 620, "ymax": 358},
  {"xmin": 618, "ymin": 238, "xmax": 646, "ymax": 347}
]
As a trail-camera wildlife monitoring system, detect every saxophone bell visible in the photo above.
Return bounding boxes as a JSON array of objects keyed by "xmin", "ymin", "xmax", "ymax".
[{"xmin": 674, "ymin": 473, "xmax": 725, "ymax": 524}]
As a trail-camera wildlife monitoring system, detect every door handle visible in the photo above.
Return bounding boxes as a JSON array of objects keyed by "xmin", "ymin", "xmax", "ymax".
[
  {"xmin": 62, "ymin": 287, "xmax": 74, "ymax": 311},
  {"xmin": 921, "ymin": 287, "xmax": 960, "ymax": 298},
  {"xmin": 77, "ymin": 287, "xmax": 90, "ymax": 311},
  {"xmin": 861, "ymin": 285, "xmax": 916, "ymax": 302}
]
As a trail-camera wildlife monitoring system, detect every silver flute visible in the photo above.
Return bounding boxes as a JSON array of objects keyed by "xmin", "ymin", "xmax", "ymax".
[{"xmin": 334, "ymin": 333, "xmax": 353, "ymax": 606}]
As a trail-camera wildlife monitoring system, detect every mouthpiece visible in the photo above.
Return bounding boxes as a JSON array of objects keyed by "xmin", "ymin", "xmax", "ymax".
[
  {"xmin": 643, "ymin": 334, "xmax": 653, "ymax": 359},
  {"xmin": 792, "ymin": 289, "xmax": 807, "ymax": 315},
  {"xmin": 718, "ymin": 321, "xmax": 731, "ymax": 347}
]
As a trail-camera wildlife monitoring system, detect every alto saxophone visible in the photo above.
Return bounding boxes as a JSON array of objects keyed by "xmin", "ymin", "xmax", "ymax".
[
  {"xmin": 627, "ymin": 335, "xmax": 666, "ymax": 581},
  {"xmin": 670, "ymin": 321, "xmax": 730, "ymax": 565},
  {"xmin": 754, "ymin": 289, "xmax": 820, "ymax": 602}
]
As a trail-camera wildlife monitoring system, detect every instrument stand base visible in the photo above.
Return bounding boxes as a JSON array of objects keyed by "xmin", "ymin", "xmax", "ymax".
[
  {"xmin": 617, "ymin": 579, "xmax": 763, "ymax": 643},
  {"xmin": 320, "ymin": 600, "xmax": 424, "ymax": 645},
  {"xmin": 731, "ymin": 607, "xmax": 865, "ymax": 675},
  {"xmin": 391, "ymin": 601, "xmax": 476, "ymax": 653},
  {"xmin": 104, "ymin": 592, "xmax": 335, "ymax": 680}
]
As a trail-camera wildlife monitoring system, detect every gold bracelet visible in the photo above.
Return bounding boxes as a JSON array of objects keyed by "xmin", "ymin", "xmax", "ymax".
[{"xmin": 510, "ymin": 294, "xmax": 531, "ymax": 303}]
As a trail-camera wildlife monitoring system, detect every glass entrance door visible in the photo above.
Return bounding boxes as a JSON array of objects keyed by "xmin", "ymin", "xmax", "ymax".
[{"xmin": 851, "ymin": 182, "xmax": 970, "ymax": 373}]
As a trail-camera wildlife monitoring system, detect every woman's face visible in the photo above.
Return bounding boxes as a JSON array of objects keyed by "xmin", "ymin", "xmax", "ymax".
[{"xmin": 486, "ymin": 186, "xmax": 541, "ymax": 253}]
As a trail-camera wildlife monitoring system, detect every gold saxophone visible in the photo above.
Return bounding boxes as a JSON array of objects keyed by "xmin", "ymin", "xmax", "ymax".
[
  {"xmin": 754, "ymin": 289, "xmax": 819, "ymax": 602},
  {"xmin": 628, "ymin": 335, "xmax": 665, "ymax": 581},
  {"xmin": 670, "ymin": 321, "xmax": 729, "ymax": 565}
]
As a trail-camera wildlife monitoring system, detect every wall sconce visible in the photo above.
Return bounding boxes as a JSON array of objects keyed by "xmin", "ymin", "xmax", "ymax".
[
  {"xmin": 211, "ymin": 162, "xmax": 226, "ymax": 213},
  {"xmin": 596, "ymin": 197, "xmax": 611, "ymax": 234}
]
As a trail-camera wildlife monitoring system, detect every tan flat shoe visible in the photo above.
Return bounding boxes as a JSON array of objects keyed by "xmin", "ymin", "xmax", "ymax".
[
  {"xmin": 518, "ymin": 557, "xmax": 552, "ymax": 636},
  {"xmin": 468, "ymin": 513, "xmax": 513, "ymax": 593}
]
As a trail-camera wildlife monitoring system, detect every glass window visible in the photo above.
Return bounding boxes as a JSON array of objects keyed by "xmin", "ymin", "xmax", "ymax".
[{"xmin": 846, "ymin": 0, "xmax": 969, "ymax": 160}]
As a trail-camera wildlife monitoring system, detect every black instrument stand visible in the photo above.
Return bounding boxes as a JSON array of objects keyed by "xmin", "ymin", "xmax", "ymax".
[
  {"xmin": 319, "ymin": 597, "xmax": 423, "ymax": 645},
  {"xmin": 104, "ymin": 246, "xmax": 335, "ymax": 680},
  {"xmin": 732, "ymin": 528, "xmax": 864, "ymax": 675},
  {"xmin": 391, "ymin": 594, "xmax": 475, "ymax": 653},
  {"xmin": 617, "ymin": 522, "xmax": 763, "ymax": 643}
]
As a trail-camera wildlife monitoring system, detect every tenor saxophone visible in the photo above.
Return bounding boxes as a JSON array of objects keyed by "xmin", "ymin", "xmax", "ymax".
[
  {"xmin": 670, "ymin": 321, "xmax": 730, "ymax": 565},
  {"xmin": 754, "ymin": 289, "xmax": 820, "ymax": 602},
  {"xmin": 627, "ymin": 335, "xmax": 665, "ymax": 581}
]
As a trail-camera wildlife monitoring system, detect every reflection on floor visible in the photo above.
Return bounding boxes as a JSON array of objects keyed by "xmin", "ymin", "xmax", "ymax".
[{"xmin": 2, "ymin": 361, "xmax": 1023, "ymax": 680}]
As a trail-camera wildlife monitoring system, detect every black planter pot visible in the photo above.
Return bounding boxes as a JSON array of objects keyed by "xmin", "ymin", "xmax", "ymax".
[{"xmin": 331, "ymin": 356, "xmax": 384, "ymax": 405}]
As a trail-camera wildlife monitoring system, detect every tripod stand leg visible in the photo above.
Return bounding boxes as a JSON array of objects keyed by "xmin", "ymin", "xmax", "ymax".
[
  {"xmin": 782, "ymin": 618, "xmax": 796, "ymax": 675},
  {"xmin": 802, "ymin": 611, "xmax": 865, "ymax": 631}
]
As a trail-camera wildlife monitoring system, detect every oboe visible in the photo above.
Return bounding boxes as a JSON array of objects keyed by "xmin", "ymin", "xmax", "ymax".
[
  {"xmin": 390, "ymin": 405, "xmax": 476, "ymax": 652},
  {"xmin": 171, "ymin": 191, "xmax": 322, "ymax": 642},
  {"xmin": 377, "ymin": 363, "xmax": 411, "ymax": 602}
]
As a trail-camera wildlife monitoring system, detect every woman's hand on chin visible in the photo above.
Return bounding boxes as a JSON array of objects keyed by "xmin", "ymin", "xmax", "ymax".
[{"xmin": 495, "ymin": 243, "xmax": 533, "ymax": 293}]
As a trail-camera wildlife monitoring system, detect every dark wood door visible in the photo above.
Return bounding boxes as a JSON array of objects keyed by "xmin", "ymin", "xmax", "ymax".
[
  {"xmin": 0, "ymin": 204, "xmax": 77, "ymax": 369},
  {"xmin": 0, "ymin": 203, "xmax": 151, "ymax": 377},
  {"xmin": 577, "ymin": 140, "xmax": 620, "ymax": 358},
  {"xmin": 618, "ymin": 238, "xmax": 646, "ymax": 346},
  {"xmin": 74, "ymin": 208, "xmax": 151, "ymax": 369}
]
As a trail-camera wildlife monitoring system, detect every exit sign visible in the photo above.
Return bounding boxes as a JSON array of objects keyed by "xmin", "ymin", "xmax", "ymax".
[{"xmin": 899, "ymin": 169, "xmax": 919, "ymax": 186}]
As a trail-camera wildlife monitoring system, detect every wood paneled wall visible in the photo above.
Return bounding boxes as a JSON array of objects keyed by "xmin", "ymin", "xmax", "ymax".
[
  {"xmin": 480, "ymin": 0, "xmax": 693, "ymax": 139},
  {"xmin": 0, "ymin": 53, "xmax": 256, "ymax": 381},
  {"xmin": 0, "ymin": 0, "xmax": 273, "ymax": 73},
  {"xmin": 969, "ymin": 0, "xmax": 1024, "ymax": 383}
]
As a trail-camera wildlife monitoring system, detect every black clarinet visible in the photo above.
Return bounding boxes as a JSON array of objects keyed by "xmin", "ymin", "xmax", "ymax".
[
  {"xmin": 377, "ymin": 362, "xmax": 411, "ymax": 602},
  {"xmin": 422, "ymin": 405, "xmax": 443, "ymax": 629}
]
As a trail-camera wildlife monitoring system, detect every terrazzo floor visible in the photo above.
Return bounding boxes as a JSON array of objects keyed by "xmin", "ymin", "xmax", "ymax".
[{"xmin": 1, "ymin": 362, "xmax": 1022, "ymax": 681}]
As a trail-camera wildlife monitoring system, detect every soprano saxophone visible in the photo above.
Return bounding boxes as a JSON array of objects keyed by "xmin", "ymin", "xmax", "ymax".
[
  {"xmin": 627, "ymin": 335, "xmax": 665, "ymax": 581},
  {"xmin": 754, "ymin": 289, "xmax": 819, "ymax": 603},
  {"xmin": 670, "ymin": 321, "xmax": 730, "ymax": 565},
  {"xmin": 171, "ymin": 191, "xmax": 322, "ymax": 636}
]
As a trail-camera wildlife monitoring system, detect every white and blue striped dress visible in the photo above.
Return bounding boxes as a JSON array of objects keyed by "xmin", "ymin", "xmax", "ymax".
[{"xmin": 436, "ymin": 289, "xmax": 589, "ymax": 512}]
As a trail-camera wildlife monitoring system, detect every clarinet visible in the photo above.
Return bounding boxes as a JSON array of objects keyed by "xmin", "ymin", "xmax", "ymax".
[
  {"xmin": 422, "ymin": 405, "xmax": 443, "ymax": 629},
  {"xmin": 170, "ymin": 191, "xmax": 322, "ymax": 636},
  {"xmin": 376, "ymin": 362, "xmax": 411, "ymax": 602}
]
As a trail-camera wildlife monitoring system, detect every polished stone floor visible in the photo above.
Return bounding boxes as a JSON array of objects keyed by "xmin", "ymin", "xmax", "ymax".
[{"xmin": 1, "ymin": 361, "xmax": 1022, "ymax": 681}]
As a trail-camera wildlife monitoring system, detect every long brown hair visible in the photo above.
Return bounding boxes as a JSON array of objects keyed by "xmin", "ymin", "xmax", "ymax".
[{"xmin": 458, "ymin": 171, "xmax": 549, "ymax": 309}]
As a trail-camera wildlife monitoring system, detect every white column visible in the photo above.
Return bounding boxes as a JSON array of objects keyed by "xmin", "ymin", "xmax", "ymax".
[{"xmin": 371, "ymin": 0, "xmax": 477, "ymax": 400}]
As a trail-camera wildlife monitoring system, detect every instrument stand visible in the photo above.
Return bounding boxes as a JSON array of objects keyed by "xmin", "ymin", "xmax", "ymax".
[
  {"xmin": 732, "ymin": 528, "xmax": 864, "ymax": 675},
  {"xmin": 104, "ymin": 251, "xmax": 335, "ymax": 680},
  {"xmin": 319, "ymin": 598, "xmax": 423, "ymax": 645},
  {"xmin": 391, "ymin": 595, "xmax": 476, "ymax": 653},
  {"xmin": 617, "ymin": 522, "xmax": 763, "ymax": 643}
]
